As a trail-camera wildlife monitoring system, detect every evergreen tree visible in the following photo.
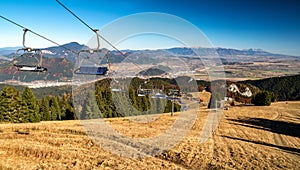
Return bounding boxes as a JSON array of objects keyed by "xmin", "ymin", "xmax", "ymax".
[
  {"xmin": 96, "ymin": 92, "xmax": 106, "ymax": 118},
  {"xmin": 164, "ymin": 100, "xmax": 172, "ymax": 113},
  {"xmin": 50, "ymin": 97, "xmax": 61, "ymax": 120},
  {"xmin": 65, "ymin": 107, "xmax": 75, "ymax": 120},
  {"xmin": 81, "ymin": 90, "xmax": 101, "ymax": 119},
  {"xmin": 244, "ymin": 74, "xmax": 300, "ymax": 101},
  {"xmin": 40, "ymin": 97, "xmax": 51, "ymax": 121},
  {"xmin": 149, "ymin": 98, "xmax": 157, "ymax": 114},
  {"xmin": 55, "ymin": 96, "xmax": 62, "ymax": 120},
  {"xmin": 0, "ymin": 88, "xmax": 9, "ymax": 122},
  {"xmin": 252, "ymin": 91, "xmax": 273, "ymax": 106},
  {"xmin": 50, "ymin": 105, "xmax": 57, "ymax": 121},
  {"xmin": 0, "ymin": 86, "xmax": 29, "ymax": 123},
  {"xmin": 129, "ymin": 89, "xmax": 139, "ymax": 116},
  {"xmin": 22, "ymin": 87, "xmax": 40, "ymax": 122},
  {"xmin": 103, "ymin": 88, "xmax": 114, "ymax": 118},
  {"xmin": 60, "ymin": 94, "xmax": 69, "ymax": 120}
]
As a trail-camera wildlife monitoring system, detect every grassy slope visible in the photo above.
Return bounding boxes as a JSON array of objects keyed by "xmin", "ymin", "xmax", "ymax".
[{"xmin": 0, "ymin": 100, "xmax": 299, "ymax": 169}]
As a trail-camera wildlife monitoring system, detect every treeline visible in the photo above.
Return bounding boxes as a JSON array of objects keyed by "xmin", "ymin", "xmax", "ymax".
[
  {"xmin": 252, "ymin": 91, "xmax": 277, "ymax": 106},
  {"xmin": 243, "ymin": 74, "xmax": 300, "ymax": 101},
  {"xmin": 0, "ymin": 77, "xmax": 182, "ymax": 123},
  {"xmin": 5, "ymin": 73, "xmax": 297, "ymax": 123},
  {"xmin": 76, "ymin": 87, "xmax": 180, "ymax": 119},
  {"xmin": 0, "ymin": 86, "xmax": 75, "ymax": 123},
  {"xmin": 75, "ymin": 78, "xmax": 181, "ymax": 119}
]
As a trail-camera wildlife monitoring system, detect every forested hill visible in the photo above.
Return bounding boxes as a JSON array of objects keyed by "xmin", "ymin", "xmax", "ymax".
[
  {"xmin": 1, "ymin": 74, "xmax": 300, "ymax": 123},
  {"xmin": 242, "ymin": 74, "xmax": 300, "ymax": 101}
]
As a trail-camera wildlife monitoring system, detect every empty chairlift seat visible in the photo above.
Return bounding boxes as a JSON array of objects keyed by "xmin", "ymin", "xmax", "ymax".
[
  {"xmin": 75, "ymin": 66, "xmax": 108, "ymax": 75},
  {"xmin": 12, "ymin": 29, "xmax": 48, "ymax": 73},
  {"xmin": 14, "ymin": 64, "xmax": 47, "ymax": 72}
]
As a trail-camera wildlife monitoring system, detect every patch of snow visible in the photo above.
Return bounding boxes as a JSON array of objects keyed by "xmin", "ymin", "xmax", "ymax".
[
  {"xmin": 228, "ymin": 84, "xmax": 252, "ymax": 97},
  {"xmin": 42, "ymin": 50, "xmax": 54, "ymax": 55}
]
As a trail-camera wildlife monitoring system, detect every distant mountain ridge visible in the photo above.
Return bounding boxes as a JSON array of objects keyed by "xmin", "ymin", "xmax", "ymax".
[
  {"xmin": 44, "ymin": 42, "xmax": 86, "ymax": 54},
  {"xmin": 165, "ymin": 47, "xmax": 297, "ymax": 57},
  {"xmin": 0, "ymin": 47, "xmax": 22, "ymax": 56},
  {"xmin": 0, "ymin": 42, "xmax": 299, "ymax": 82},
  {"xmin": 1, "ymin": 42, "xmax": 299, "ymax": 59}
]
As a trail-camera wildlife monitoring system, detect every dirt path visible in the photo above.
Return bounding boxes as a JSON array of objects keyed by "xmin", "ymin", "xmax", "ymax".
[
  {"xmin": 273, "ymin": 110, "xmax": 286, "ymax": 146},
  {"xmin": 272, "ymin": 104, "xmax": 300, "ymax": 158}
]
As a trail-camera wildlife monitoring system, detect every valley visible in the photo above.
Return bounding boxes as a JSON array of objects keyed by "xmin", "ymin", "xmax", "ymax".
[{"xmin": 1, "ymin": 43, "xmax": 300, "ymax": 83}]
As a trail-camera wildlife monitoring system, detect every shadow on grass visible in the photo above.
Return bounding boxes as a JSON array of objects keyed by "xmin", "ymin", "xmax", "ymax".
[
  {"xmin": 222, "ymin": 135, "xmax": 300, "ymax": 155},
  {"xmin": 227, "ymin": 117, "xmax": 300, "ymax": 138}
]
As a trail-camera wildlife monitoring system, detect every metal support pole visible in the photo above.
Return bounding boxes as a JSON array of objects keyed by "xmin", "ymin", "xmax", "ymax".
[
  {"xmin": 169, "ymin": 89, "xmax": 178, "ymax": 116},
  {"xmin": 171, "ymin": 97, "xmax": 174, "ymax": 116},
  {"xmin": 22, "ymin": 28, "xmax": 29, "ymax": 48}
]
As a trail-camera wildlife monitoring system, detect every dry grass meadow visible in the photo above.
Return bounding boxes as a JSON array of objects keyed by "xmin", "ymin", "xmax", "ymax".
[{"xmin": 0, "ymin": 93, "xmax": 299, "ymax": 169}]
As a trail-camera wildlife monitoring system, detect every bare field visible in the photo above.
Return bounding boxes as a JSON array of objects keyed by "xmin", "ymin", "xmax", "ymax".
[
  {"xmin": 192, "ymin": 58, "xmax": 300, "ymax": 81},
  {"xmin": 0, "ymin": 101, "xmax": 299, "ymax": 169}
]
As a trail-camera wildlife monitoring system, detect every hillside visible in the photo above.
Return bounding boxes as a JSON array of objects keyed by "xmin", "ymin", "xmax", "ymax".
[
  {"xmin": 0, "ymin": 57, "xmax": 74, "ymax": 82},
  {"xmin": 138, "ymin": 65, "xmax": 172, "ymax": 76},
  {"xmin": 1, "ymin": 73, "xmax": 298, "ymax": 107},
  {"xmin": 242, "ymin": 74, "xmax": 300, "ymax": 101},
  {"xmin": 0, "ymin": 101, "xmax": 299, "ymax": 169}
]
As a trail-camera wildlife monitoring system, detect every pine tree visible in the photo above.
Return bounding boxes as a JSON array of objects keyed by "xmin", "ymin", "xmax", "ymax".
[
  {"xmin": 0, "ymin": 88, "xmax": 9, "ymax": 122},
  {"xmin": 50, "ymin": 97, "xmax": 61, "ymax": 120},
  {"xmin": 59, "ymin": 94, "xmax": 75, "ymax": 120},
  {"xmin": 129, "ymin": 88, "xmax": 139, "ymax": 116},
  {"xmin": 55, "ymin": 96, "xmax": 62, "ymax": 120},
  {"xmin": 0, "ymin": 86, "xmax": 29, "ymax": 123},
  {"xmin": 96, "ymin": 87, "xmax": 106, "ymax": 118},
  {"xmin": 252, "ymin": 91, "xmax": 272, "ymax": 106},
  {"xmin": 82, "ymin": 91, "xmax": 101, "ymax": 119},
  {"xmin": 60, "ymin": 94, "xmax": 69, "ymax": 120},
  {"xmin": 40, "ymin": 97, "xmax": 51, "ymax": 121},
  {"xmin": 103, "ymin": 89, "xmax": 113, "ymax": 118},
  {"xmin": 22, "ymin": 87, "xmax": 40, "ymax": 122},
  {"xmin": 51, "ymin": 105, "xmax": 57, "ymax": 121}
]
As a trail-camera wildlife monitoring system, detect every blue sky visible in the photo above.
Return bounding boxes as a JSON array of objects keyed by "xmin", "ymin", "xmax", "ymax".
[{"xmin": 0, "ymin": 0, "xmax": 300, "ymax": 56}]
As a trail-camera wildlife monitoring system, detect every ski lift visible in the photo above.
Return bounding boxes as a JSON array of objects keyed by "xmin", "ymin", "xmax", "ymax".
[
  {"xmin": 74, "ymin": 29, "xmax": 110, "ymax": 75},
  {"xmin": 167, "ymin": 89, "xmax": 180, "ymax": 116},
  {"xmin": 168, "ymin": 89, "xmax": 179, "ymax": 96},
  {"xmin": 137, "ymin": 86, "xmax": 152, "ymax": 96},
  {"xmin": 151, "ymin": 91, "xmax": 167, "ymax": 99},
  {"xmin": 111, "ymin": 78, "xmax": 125, "ymax": 92},
  {"xmin": 137, "ymin": 82, "xmax": 152, "ymax": 97},
  {"xmin": 13, "ymin": 29, "xmax": 47, "ymax": 72}
]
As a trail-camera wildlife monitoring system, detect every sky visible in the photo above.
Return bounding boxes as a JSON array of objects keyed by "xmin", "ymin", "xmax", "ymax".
[{"xmin": 0, "ymin": 0, "xmax": 300, "ymax": 56}]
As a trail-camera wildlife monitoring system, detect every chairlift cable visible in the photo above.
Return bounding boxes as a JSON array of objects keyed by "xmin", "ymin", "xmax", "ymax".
[
  {"xmin": 55, "ymin": 0, "xmax": 126, "ymax": 57},
  {"xmin": 55, "ymin": 0, "xmax": 151, "ymax": 79},
  {"xmin": 0, "ymin": 15, "xmax": 77, "ymax": 54},
  {"xmin": 0, "ymin": 15, "xmax": 75, "ymax": 72}
]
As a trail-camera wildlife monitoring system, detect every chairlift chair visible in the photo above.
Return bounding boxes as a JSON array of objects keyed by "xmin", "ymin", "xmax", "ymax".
[
  {"xmin": 138, "ymin": 89, "xmax": 151, "ymax": 97},
  {"xmin": 13, "ymin": 48, "xmax": 47, "ymax": 72},
  {"xmin": 12, "ymin": 29, "xmax": 47, "ymax": 72},
  {"xmin": 74, "ymin": 64, "xmax": 108, "ymax": 75},
  {"xmin": 74, "ymin": 29, "xmax": 110, "ymax": 75},
  {"xmin": 111, "ymin": 78, "xmax": 125, "ymax": 92},
  {"xmin": 137, "ymin": 83, "xmax": 152, "ymax": 97}
]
